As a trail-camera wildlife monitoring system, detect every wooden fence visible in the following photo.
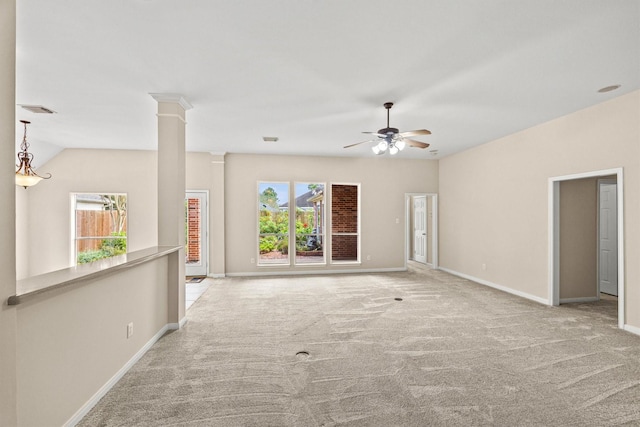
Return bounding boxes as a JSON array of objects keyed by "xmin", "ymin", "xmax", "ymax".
[{"xmin": 76, "ymin": 211, "xmax": 127, "ymax": 252}]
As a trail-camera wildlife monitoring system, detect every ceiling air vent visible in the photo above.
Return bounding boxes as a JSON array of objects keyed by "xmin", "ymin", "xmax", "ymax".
[{"xmin": 19, "ymin": 105, "xmax": 57, "ymax": 114}]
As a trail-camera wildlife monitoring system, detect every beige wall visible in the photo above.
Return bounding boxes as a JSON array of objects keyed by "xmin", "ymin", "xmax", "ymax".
[
  {"xmin": 15, "ymin": 189, "xmax": 29, "ymax": 279},
  {"xmin": 0, "ymin": 0, "xmax": 18, "ymax": 423},
  {"xmin": 17, "ymin": 257, "xmax": 170, "ymax": 426},
  {"xmin": 439, "ymin": 90, "xmax": 639, "ymax": 325},
  {"xmin": 225, "ymin": 154, "xmax": 439, "ymax": 274},
  {"xmin": 21, "ymin": 149, "xmax": 159, "ymax": 277}
]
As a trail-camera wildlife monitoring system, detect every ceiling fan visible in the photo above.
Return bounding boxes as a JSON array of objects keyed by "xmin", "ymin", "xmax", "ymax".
[{"xmin": 344, "ymin": 102, "xmax": 431, "ymax": 155}]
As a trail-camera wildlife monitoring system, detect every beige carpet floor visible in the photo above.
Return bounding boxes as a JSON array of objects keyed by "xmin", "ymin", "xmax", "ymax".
[{"xmin": 79, "ymin": 264, "xmax": 640, "ymax": 426}]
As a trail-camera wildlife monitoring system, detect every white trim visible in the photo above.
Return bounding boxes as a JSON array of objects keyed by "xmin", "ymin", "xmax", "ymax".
[
  {"xmin": 548, "ymin": 180, "xmax": 560, "ymax": 306},
  {"xmin": 293, "ymin": 181, "xmax": 327, "ymax": 266},
  {"xmin": 559, "ymin": 297, "xmax": 599, "ymax": 304},
  {"xmin": 257, "ymin": 181, "xmax": 291, "ymax": 267},
  {"xmin": 432, "ymin": 195, "xmax": 439, "ymax": 269},
  {"xmin": 549, "ymin": 168, "xmax": 622, "ymax": 183},
  {"xmin": 185, "ymin": 190, "xmax": 209, "ymax": 277},
  {"xmin": 597, "ymin": 178, "xmax": 618, "ymax": 298},
  {"xmin": 64, "ymin": 323, "xmax": 173, "ymax": 427},
  {"xmin": 328, "ymin": 182, "xmax": 361, "ymax": 264},
  {"xmin": 168, "ymin": 317, "xmax": 188, "ymax": 330},
  {"xmin": 149, "ymin": 93, "xmax": 193, "ymax": 110},
  {"xmin": 208, "ymin": 273, "xmax": 226, "ymax": 278},
  {"xmin": 156, "ymin": 113, "xmax": 187, "ymax": 124},
  {"xmin": 404, "ymin": 193, "xmax": 438, "ymax": 270},
  {"xmin": 623, "ymin": 324, "xmax": 640, "ymax": 337},
  {"xmin": 226, "ymin": 267, "xmax": 405, "ymax": 278},
  {"xmin": 438, "ymin": 267, "xmax": 550, "ymax": 305},
  {"xmin": 548, "ymin": 167, "xmax": 624, "ymax": 330}
]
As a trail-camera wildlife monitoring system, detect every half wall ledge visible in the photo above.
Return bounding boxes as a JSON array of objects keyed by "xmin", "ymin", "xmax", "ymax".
[{"xmin": 8, "ymin": 246, "xmax": 182, "ymax": 305}]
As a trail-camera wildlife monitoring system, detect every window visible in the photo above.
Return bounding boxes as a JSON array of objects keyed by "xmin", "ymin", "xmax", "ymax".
[
  {"xmin": 258, "ymin": 182, "xmax": 289, "ymax": 265},
  {"xmin": 331, "ymin": 184, "xmax": 360, "ymax": 263},
  {"xmin": 294, "ymin": 183, "xmax": 325, "ymax": 265},
  {"xmin": 73, "ymin": 193, "xmax": 127, "ymax": 264}
]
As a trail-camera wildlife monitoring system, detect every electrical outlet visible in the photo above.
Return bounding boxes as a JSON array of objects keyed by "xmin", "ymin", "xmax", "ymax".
[
  {"xmin": 366, "ymin": 255, "xmax": 371, "ymax": 261},
  {"xmin": 127, "ymin": 322, "xmax": 134, "ymax": 338},
  {"xmin": 482, "ymin": 263, "xmax": 486, "ymax": 271},
  {"xmin": 250, "ymin": 258, "xmax": 255, "ymax": 264}
]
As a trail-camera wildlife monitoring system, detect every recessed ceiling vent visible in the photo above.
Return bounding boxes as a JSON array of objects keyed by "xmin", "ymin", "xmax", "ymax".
[
  {"xmin": 263, "ymin": 136, "xmax": 279, "ymax": 142},
  {"xmin": 597, "ymin": 85, "xmax": 621, "ymax": 93},
  {"xmin": 19, "ymin": 105, "xmax": 56, "ymax": 114}
]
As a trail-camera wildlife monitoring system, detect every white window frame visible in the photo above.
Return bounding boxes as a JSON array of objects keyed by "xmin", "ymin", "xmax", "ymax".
[
  {"xmin": 329, "ymin": 182, "xmax": 361, "ymax": 265},
  {"xmin": 71, "ymin": 192, "xmax": 128, "ymax": 266},
  {"xmin": 257, "ymin": 181, "xmax": 291, "ymax": 267},
  {"xmin": 293, "ymin": 182, "xmax": 326, "ymax": 266}
]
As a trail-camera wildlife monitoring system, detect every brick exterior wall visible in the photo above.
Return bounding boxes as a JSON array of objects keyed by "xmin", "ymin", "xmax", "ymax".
[
  {"xmin": 331, "ymin": 184, "xmax": 358, "ymax": 260},
  {"xmin": 187, "ymin": 198, "xmax": 200, "ymax": 263}
]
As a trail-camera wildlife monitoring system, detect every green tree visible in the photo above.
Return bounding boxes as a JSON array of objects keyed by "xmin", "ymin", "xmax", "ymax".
[{"xmin": 260, "ymin": 187, "xmax": 280, "ymax": 210}]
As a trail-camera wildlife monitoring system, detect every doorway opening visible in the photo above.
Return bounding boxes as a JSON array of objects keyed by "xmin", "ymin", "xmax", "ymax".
[
  {"xmin": 549, "ymin": 168, "xmax": 624, "ymax": 329},
  {"xmin": 185, "ymin": 191, "xmax": 208, "ymax": 277},
  {"xmin": 405, "ymin": 193, "xmax": 438, "ymax": 268}
]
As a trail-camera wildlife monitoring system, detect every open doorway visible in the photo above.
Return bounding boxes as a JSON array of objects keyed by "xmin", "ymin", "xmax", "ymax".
[
  {"xmin": 549, "ymin": 168, "xmax": 624, "ymax": 329},
  {"xmin": 185, "ymin": 191, "xmax": 208, "ymax": 277},
  {"xmin": 598, "ymin": 178, "xmax": 618, "ymax": 297},
  {"xmin": 405, "ymin": 193, "xmax": 438, "ymax": 268}
]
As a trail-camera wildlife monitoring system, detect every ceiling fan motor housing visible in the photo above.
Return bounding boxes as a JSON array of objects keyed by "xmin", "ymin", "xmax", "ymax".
[{"xmin": 378, "ymin": 127, "xmax": 399, "ymax": 136}]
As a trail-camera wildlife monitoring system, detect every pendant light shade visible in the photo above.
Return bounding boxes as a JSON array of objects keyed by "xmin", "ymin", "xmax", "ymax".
[{"xmin": 15, "ymin": 120, "xmax": 51, "ymax": 189}]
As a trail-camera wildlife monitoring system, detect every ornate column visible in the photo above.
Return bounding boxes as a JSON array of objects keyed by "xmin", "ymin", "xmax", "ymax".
[{"xmin": 150, "ymin": 93, "xmax": 192, "ymax": 325}]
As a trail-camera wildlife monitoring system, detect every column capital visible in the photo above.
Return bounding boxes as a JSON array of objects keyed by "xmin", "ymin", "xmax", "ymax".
[{"xmin": 149, "ymin": 93, "xmax": 193, "ymax": 111}]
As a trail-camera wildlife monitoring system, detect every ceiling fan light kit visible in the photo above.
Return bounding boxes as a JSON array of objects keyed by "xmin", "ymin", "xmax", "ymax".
[{"xmin": 345, "ymin": 102, "xmax": 431, "ymax": 156}]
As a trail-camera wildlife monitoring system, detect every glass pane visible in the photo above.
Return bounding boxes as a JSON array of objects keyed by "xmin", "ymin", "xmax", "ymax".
[
  {"xmin": 75, "ymin": 193, "xmax": 127, "ymax": 264},
  {"xmin": 331, "ymin": 184, "xmax": 358, "ymax": 233},
  {"xmin": 186, "ymin": 197, "xmax": 201, "ymax": 264},
  {"xmin": 331, "ymin": 184, "xmax": 359, "ymax": 262},
  {"xmin": 295, "ymin": 182, "xmax": 325, "ymax": 264},
  {"xmin": 331, "ymin": 235, "xmax": 358, "ymax": 261},
  {"xmin": 258, "ymin": 234, "xmax": 289, "ymax": 264},
  {"xmin": 258, "ymin": 182, "xmax": 289, "ymax": 265}
]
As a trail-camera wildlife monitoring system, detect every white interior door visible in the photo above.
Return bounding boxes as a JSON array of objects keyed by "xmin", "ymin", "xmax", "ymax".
[
  {"xmin": 598, "ymin": 181, "xmax": 617, "ymax": 296},
  {"xmin": 185, "ymin": 192, "xmax": 208, "ymax": 277},
  {"xmin": 413, "ymin": 196, "xmax": 427, "ymax": 264}
]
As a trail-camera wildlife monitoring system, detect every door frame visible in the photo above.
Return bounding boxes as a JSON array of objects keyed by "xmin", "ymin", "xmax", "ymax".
[
  {"xmin": 405, "ymin": 193, "xmax": 438, "ymax": 268},
  {"xmin": 413, "ymin": 195, "xmax": 428, "ymax": 264},
  {"xmin": 597, "ymin": 178, "xmax": 618, "ymax": 297},
  {"xmin": 548, "ymin": 168, "xmax": 624, "ymax": 328},
  {"xmin": 185, "ymin": 190, "xmax": 209, "ymax": 277}
]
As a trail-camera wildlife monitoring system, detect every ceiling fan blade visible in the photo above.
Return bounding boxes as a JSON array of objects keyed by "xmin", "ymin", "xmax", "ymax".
[
  {"xmin": 405, "ymin": 139, "xmax": 430, "ymax": 149},
  {"xmin": 362, "ymin": 131, "xmax": 386, "ymax": 138},
  {"xmin": 399, "ymin": 129, "xmax": 431, "ymax": 137},
  {"xmin": 344, "ymin": 139, "xmax": 376, "ymax": 149}
]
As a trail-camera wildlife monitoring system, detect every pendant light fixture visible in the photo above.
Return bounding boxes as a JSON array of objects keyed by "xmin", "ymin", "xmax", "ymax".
[{"xmin": 15, "ymin": 120, "xmax": 51, "ymax": 188}]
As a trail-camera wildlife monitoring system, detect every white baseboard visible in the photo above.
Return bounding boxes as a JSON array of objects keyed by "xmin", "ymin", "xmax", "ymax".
[
  {"xmin": 209, "ymin": 273, "xmax": 226, "ymax": 278},
  {"xmin": 559, "ymin": 297, "xmax": 599, "ymax": 304},
  {"xmin": 226, "ymin": 267, "xmax": 406, "ymax": 277},
  {"xmin": 438, "ymin": 267, "xmax": 550, "ymax": 306},
  {"xmin": 168, "ymin": 316, "xmax": 188, "ymax": 330},
  {"xmin": 65, "ymin": 323, "xmax": 173, "ymax": 427},
  {"xmin": 624, "ymin": 324, "xmax": 640, "ymax": 337}
]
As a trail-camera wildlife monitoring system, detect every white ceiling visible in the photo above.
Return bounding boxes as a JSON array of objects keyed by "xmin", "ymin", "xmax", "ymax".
[{"xmin": 15, "ymin": 0, "xmax": 640, "ymax": 163}]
